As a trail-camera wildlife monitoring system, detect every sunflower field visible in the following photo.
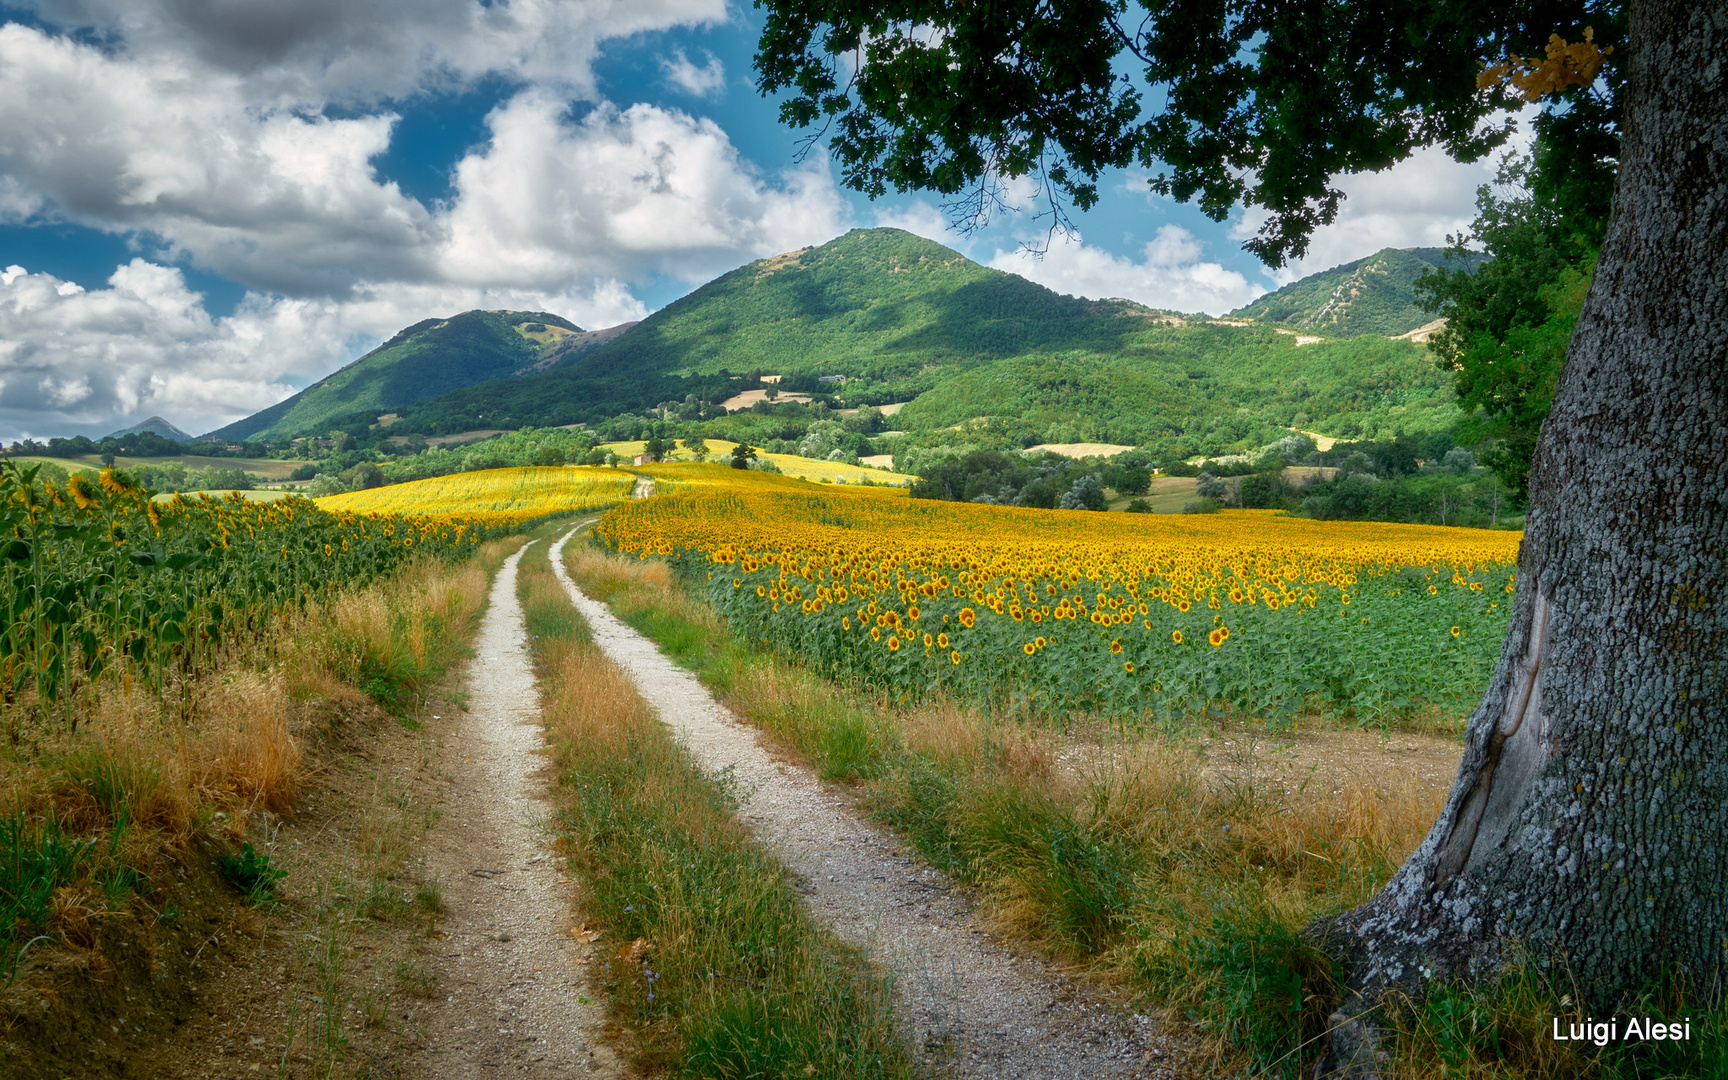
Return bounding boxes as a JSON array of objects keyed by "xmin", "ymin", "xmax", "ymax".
[
  {"xmin": 316, "ymin": 465, "xmax": 633, "ymax": 524},
  {"xmin": 1, "ymin": 461, "xmax": 509, "ymax": 722},
  {"xmin": 593, "ymin": 469, "xmax": 1522, "ymax": 724}
]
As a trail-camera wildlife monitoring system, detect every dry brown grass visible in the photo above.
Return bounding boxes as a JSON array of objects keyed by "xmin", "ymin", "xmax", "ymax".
[{"xmin": 0, "ymin": 540, "xmax": 517, "ymax": 1005}]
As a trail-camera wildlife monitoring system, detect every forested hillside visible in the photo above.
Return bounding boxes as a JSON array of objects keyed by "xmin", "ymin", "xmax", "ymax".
[
  {"xmin": 209, "ymin": 309, "xmax": 582, "ymax": 441},
  {"xmin": 1229, "ymin": 247, "xmax": 1483, "ymax": 337},
  {"xmin": 895, "ymin": 329, "xmax": 1456, "ymax": 447},
  {"xmin": 395, "ymin": 229, "xmax": 1454, "ymax": 443},
  {"xmin": 205, "ymin": 229, "xmax": 1468, "ymax": 458}
]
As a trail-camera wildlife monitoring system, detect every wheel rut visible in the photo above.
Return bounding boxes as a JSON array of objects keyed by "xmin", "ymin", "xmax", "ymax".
[
  {"xmin": 414, "ymin": 543, "xmax": 626, "ymax": 1078},
  {"xmin": 548, "ymin": 532, "xmax": 1177, "ymax": 1079}
]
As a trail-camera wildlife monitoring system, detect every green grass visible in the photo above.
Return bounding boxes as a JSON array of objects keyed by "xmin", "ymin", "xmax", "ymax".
[
  {"xmin": 518, "ymin": 536, "xmax": 915, "ymax": 1080},
  {"xmin": 0, "ymin": 807, "xmax": 137, "ymax": 983}
]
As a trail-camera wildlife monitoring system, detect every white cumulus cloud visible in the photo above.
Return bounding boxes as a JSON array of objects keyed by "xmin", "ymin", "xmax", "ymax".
[
  {"xmin": 988, "ymin": 226, "xmax": 1264, "ymax": 315},
  {"xmin": 871, "ymin": 200, "xmax": 956, "ymax": 244},
  {"xmin": 0, "ymin": 6, "xmax": 858, "ymax": 440},
  {"xmin": 1232, "ymin": 132, "xmax": 1532, "ymax": 285},
  {"xmin": 441, "ymin": 94, "xmax": 849, "ymax": 288},
  {"xmin": 0, "ymin": 260, "xmax": 658, "ymax": 439},
  {"xmin": 660, "ymin": 49, "xmax": 727, "ymax": 97}
]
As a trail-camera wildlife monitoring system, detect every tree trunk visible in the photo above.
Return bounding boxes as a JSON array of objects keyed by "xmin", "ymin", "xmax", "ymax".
[{"xmin": 1311, "ymin": 0, "xmax": 1728, "ymax": 1068}]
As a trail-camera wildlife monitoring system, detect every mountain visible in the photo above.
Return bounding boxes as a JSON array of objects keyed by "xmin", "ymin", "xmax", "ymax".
[
  {"xmin": 395, "ymin": 229, "xmax": 1457, "ymax": 445},
  {"xmin": 206, "ymin": 309, "xmax": 585, "ymax": 441},
  {"xmin": 1228, "ymin": 247, "xmax": 1483, "ymax": 337},
  {"xmin": 106, "ymin": 416, "xmax": 194, "ymax": 443},
  {"xmin": 402, "ymin": 228, "xmax": 1184, "ymax": 431}
]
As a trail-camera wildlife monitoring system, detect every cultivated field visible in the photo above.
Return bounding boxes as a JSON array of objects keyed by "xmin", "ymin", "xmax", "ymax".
[
  {"xmin": 595, "ymin": 474, "xmax": 1521, "ymax": 725},
  {"xmin": 600, "ymin": 439, "xmax": 905, "ymax": 484},
  {"xmin": 316, "ymin": 464, "xmax": 633, "ymax": 524}
]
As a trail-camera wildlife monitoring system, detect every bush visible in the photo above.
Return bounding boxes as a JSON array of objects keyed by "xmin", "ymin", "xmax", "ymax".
[
  {"xmin": 1124, "ymin": 498, "xmax": 1152, "ymax": 513},
  {"xmin": 1059, "ymin": 474, "xmax": 1108, "ymax": 511},
  {"xmin": 217, "ymin": 841, "xmax": 287, "ymax": 903},
  {"xmin": 1183, "ymin": 496, "xmax": 1223, "ymax": 514},
  {"xmin": 305, "ymin": 473, "xmax": 349, "ymax": 497},
  {"xmin": 1102, "ymin": 464, "xmax": 1151, "ymax": 495}
]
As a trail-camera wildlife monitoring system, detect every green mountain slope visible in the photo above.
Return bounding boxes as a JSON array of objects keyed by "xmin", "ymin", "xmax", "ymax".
[
  {"xmin": 398, "ymin": 229, "xmax": 1456, "ymax": 445},
  {"xmin": 1229, "ymin": 247, "xmax": 1482, "ymax": 337},
  {"xmin": 403, "ymin": 228, "xmax": 1181, "ymax": 430},
  {"xmin": 207, "ymin": 309, "xmax": 582, "ymax": 441},
  {"xmin": 106, "ymin": 416, "xmax": 194, "ymax": 443},
  {"xmin": 895, "ymin": 329, "xmax": 1456, "ymax": 446}
]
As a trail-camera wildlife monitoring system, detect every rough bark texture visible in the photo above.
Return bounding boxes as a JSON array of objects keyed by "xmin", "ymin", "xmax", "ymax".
[{"xmin": 1311, "ymin": 0, "xmax": 1728, "ymax": 1067}]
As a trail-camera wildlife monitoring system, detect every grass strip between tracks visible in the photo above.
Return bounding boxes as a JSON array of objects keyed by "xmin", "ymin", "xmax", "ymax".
[{"xmin": 516, "ymin": 534, "xmax": 915, "ymax": 1079}]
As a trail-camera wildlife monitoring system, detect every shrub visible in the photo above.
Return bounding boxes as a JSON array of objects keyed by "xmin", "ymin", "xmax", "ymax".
[
  {"xmin": 1058, "ymin": 474, "xmax": 1107, "ymax": 511},
  {"xmin": 217, "ymin": 841, "xmax": 287, "ymax": 903}
]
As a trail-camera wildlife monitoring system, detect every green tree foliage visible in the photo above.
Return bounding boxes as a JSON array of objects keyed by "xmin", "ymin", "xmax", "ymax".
[
  {"xmin": 1419, "ymin": 144, "xmax": 1613, "ymax": 498},
  {"xmin": 752, "ymin": 3, "xmax": 1604, "ymax": 264}
]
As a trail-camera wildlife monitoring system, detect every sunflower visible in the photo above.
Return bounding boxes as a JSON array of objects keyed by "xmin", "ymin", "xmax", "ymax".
[
  {"xmin": 951, "ymin": 650, "xmax": 962, "ymax": 664},
  {"xmin": 1123, "ymin": 661, "xmax": 1135, "ymax": 673},
  {"xmin": 937, "ymin": 632, "xmax": 949, "ymax": 648},
  {"xmin": 888, "ymin": 635, "xmax": 900, "ymax": 651},
  {"xmin": 842, "ymin": 618, "xmax": 850, "ymax": 631},
  {"xmin": 1177, "ymin": 600, "xmax": 1191, "ymax": 613},
  {"xmin": 870, "ymin": 627, "xmax": 881, "ymax": 642},
  {"xmin": 758, "ymin": 585, "xmax": 767, "ymax": 597},
  {"xmin": 1171, "ymin": 630, "xmax": 1183, "ymax": 644},
  {"xmin": 1022, "ymin": 642, "xmax": 1036, "ymax": 655},
  {"xmin": 923, "ymin": 633, "xmax": 934, "ymax": 648},
  {"xmin": 1208, "ymin": 628, "xmax": 1225, "ymax": 647},
  {"xmin": 1450, "ymin": 626, "xmax": 1462, "ymax": 637},
  {"xmin": 66, "ymin": 475, "xmax": 99, "ymax": 510},
  {"xmin": 959, "ymin": 607, "xmax": 976, "ymax": 628},
  {"xmin": 1110, "ymin": 639, "xmax": 1123, "ymax": 654},
  {"xmin": 1035, "ymin": 636, "xmax": 1046, "ymax": 648}
]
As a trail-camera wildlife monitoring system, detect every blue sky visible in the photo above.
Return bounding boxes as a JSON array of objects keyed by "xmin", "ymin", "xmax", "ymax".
[{"xmin": 0, "ymin": 1, "xmax": 1509, "ymax": 441}]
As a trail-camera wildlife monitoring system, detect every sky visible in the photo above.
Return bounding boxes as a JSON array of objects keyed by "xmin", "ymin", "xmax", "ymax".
[{"xmin": 0, "ymin": 1, "xmax": 1518, "ymax": 442}]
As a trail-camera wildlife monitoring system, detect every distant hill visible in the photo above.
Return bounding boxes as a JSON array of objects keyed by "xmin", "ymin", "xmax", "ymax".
[
  {"xmin": 107, "ymin": 416, "xmax": 194, "ymax": 443},
  {"xmin": 403, "ymin": 228, "xmax": 1186, "ymax": 430},
  {"xmin": 397, "ymin": 229, "xmax": 1456, "ymax": 444},
  {"xmin": 211, "ymin": 229, "xmax": 1466, "ymax": 449},
  {"xmin": 206, "ymin": 310, "xmax": 585, "ymax": 441},
  {"xmin": 1229, "ymin": 247, "xmax": 1483, "ymax": 337}
]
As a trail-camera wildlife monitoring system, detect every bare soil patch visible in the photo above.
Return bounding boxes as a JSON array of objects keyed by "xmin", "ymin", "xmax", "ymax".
[
  {"xmin": 716, "ymin": 388, "xmax": 813, "ymax": 410},
  {"xmin": 1028, "ymin": 442, "xmax": 1135, "ymax": 459}
]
